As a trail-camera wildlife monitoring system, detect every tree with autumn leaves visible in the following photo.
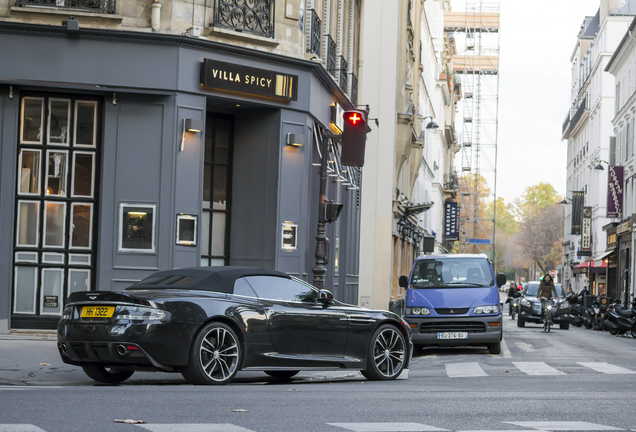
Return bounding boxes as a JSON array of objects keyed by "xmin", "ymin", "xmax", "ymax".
[{"xmin": 455, "ymin": 180, "xmax": 564, "ymax": 277}]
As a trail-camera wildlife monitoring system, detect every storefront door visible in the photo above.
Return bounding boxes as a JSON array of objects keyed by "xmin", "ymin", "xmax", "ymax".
[
  {"xmin": 201, "ymin": 113, "xmax": 233, "ymax": 266},
  {"xmin": 12, "ymin": 94, "xmax": 100, "ymax": 329}
]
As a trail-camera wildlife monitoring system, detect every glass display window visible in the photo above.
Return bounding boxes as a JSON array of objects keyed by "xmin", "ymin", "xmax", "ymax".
[{"xmin": 119, "ymin": 203, "xmax": 156, "ymax": 253}]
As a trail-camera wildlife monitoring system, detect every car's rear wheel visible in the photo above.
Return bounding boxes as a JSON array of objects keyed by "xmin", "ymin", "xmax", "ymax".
[
  {"xmin": 517, "ymin": 314, "xmax": 525, "ymax": 328},
  {"xmin": 182, "ymin": 322, "xmax": 241, "ymax": 385},
  {"xmin": 265, "ymin": 371, "xmax": 299, "ymax": 380},
  {"xmin": 82, "ymin": 363, "xmax": 134, "ymax": 384},
  {"xmin": 361, "ymin": 324, "xmax": 406, "ymax": 381},
  {"xmin": 487, "ymin": 342, "xmax": 501, "ymax": 354}
]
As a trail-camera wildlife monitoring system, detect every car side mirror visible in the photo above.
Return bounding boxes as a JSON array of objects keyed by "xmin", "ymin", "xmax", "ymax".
[
  {"xmin": 318, "ymin": 289, "xmax": 334, "ymax": 305},
  {"xmin": 496, "ymin": 273, "xmax": 506, "ymax": 288},
  {"xmin": 399, "ymin": 275, "xmax": 408, "ymax": 288}
]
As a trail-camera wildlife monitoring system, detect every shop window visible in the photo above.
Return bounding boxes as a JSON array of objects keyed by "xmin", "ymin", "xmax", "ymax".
[
  {"xmin": 74, "ymin": 101, "xmax": 97, "ymax": 147},
  {"xmin": 14, "ymin": 266, "xmax": 37, "ymax": 314},
  {"xmin": 18, "ymin": 149, "xmax": 41, "ymax": 195},
  {"xmin": 40, "ymin": 268, "xmax": 63, "ymax": 316},
  {"xmin": 48, "ymin": 99, "xmax": 70, "ymax": 146},
  {"xmin": 43, "ymin": 201, "xmax": 66, "ymax": 248},
  {"xmin": 71, "ymin": 152, "xmax": 95, "ymax": 197},
  {"xmin": 45, "ymin": 150, "xmax": 68, "ymax": 197},
  {"xmin": 20, "ymin": 97, "xmax": 44, "ymax": 144},
  {"xmin": 70, "ymin": 204, "xmax": 93, "ymax": 249},
  {"xmin": 16, "ymin": 201, "xmax": 40, "ymax": 247},
  {"xmin": 119, "ymin": 204, "xmax": 156, "ymax": 253}
]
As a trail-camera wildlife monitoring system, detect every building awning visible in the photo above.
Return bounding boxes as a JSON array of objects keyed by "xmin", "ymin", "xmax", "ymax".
[
  {"xmin": 593, "ymin": 251, "xmax": 613, "ymax": 267},
  {"xmin": 573, "ymin": 259, "xmax": 606, "ymax": 275}
]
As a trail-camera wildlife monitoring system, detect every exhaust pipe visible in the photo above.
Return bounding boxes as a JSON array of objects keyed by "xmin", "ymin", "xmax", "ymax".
[
  {"xmin": 59, "ymin": 343, "xmax": 67, "ymax": 354},
  {"xmin": 116, "ymin": 344, "xmax": 129, "ymax": 356}
]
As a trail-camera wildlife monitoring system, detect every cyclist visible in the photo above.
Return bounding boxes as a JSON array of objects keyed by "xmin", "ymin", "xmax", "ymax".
[{"xmin": 537, "ymin": 274, "xmax": 558, "ymax": 324}]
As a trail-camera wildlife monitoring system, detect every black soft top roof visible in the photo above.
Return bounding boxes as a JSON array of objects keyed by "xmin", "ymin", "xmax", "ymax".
[{"xmin": 126, "ymin": 266, "xmax": 291, "ymax": 294}]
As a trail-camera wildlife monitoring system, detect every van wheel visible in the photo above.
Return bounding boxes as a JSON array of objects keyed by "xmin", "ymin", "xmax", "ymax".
[
  {"xmin": 560, "ymin": 322, "xmax": 569, "ymax": 330},
  {"xmin": 487, "ymin": 342, "xmax": 501, "ymax": 354}
]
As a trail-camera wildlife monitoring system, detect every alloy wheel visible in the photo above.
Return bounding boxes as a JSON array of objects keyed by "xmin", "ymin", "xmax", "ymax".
[
  {"xmin": 372, "ymin": 327, "xmax": 405, "ymax": 378},
  {"xmin": 198, "ymin": 326, "xmax": 239, "ymax": 382}
]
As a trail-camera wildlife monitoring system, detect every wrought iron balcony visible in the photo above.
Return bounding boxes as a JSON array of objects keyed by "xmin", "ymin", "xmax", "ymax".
[
  {"xmin": 338, "ymin": 56, "xmax": 348, "ymax": 91},
  {"xmin": 326, "ymin": 34, "xmax": 336, "ymax": 78},
  {"xmin": 213, "ymin": 0, "xmax": 275, "ymax": 38},
  {"xmin": 15, "ymin": 0, "xmax": 115, "ymax": 13},
  {"xmin": 444, "ymin": 173, "xmax": 458, "ymax": 192},
  {"xmin": 306, "ymin": 8, "xmax": 321, "ymax": 57},
  {"xmin": 350, "ymin": 73, "xmax": 358, "ymax": 106}
]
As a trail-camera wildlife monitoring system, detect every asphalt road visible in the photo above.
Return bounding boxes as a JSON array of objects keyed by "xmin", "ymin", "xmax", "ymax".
[{"xmin": 1, "ymin": 315, "xmax": 636, "ymax": 432}]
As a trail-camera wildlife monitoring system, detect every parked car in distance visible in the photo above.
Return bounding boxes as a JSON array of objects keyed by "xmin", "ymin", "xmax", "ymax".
[
  {"xmin": 517, "ymin": 281, "xmax": 569, "ymax": 329},
  {"xmin": 400, "ymin": 254, "xmax": 506, "ymax": 355},
  {"xmin": 58, "ymin": 267, "xmax": 413, "ymax": 385}
]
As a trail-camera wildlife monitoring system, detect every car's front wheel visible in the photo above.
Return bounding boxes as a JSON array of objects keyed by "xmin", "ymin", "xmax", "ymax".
[
  {"xmin": 487, "ymin": 342, "xmax": 501, "ymax": 354},
  {"xmin": 517, "ymin": 314, "xmax": 525, "ymax": 328},
  {"xmin": 82, "ymin": 364, "xmax": 134, "ymax": 384},
  {"xmin": 361, "ymin": 324, "xmax": 406, "ymax": 381},
  {"xmin": 182, "ymin": 322, "xmax": 241, "ymax": 385}
]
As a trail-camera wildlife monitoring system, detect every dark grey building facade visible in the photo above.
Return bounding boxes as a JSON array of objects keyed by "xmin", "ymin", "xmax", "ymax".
[{"xmin": 0, "ymin": 22, "xmax": 361, "ymax": 331}]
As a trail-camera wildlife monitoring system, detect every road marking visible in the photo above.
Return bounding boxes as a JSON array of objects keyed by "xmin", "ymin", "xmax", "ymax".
[
  {"xmin": 514, "ymin": 341, "xmax": 535, "ymax": 352},
  {"xmin": 512, "ymin": 362, "xmax": 564, "ymax": 376},
  {"xmin": 0, "ymin": 386, "xmax": 64, "ymax": 391},
  {"xmin": 445, "ymin": 362, "xmax": 488, "ymax": 378},
  {"xmin": 329, "ymin": 423, "xmax": 449, "ymax": 431},
  {"xmin": 500, "ymin": 338, "xmax": 512, "ymax": 358},
  {"xmin": 504, "ymin": 421, "xmax": 623, "ymax": 430},
  {"xmin": 135, "ymin": 425, "xmax": 256, "ymax": 432},
  {"xmin": 0, "ymin": 426, "xmax": 47, "ymax": 432},
  {"xmin": 578, "ymin": 362, "xmax": 636, "ymax": 375}
]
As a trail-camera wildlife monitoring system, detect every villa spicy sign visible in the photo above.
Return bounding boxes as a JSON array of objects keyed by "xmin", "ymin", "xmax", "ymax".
[
  {"xmin": 607, "ymin": 165, "xmax": 623, "ymax": 219},
  {"xmin": 200, "ymin": 59, "xmax": 298, "ymax": 101}
]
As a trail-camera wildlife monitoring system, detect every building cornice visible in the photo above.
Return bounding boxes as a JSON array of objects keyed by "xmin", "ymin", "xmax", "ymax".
[
  {"xmin": 0, "ymin": 21, "xmax": 354, "ymax": 109},
  {"xmin": 606, "ymin": 15, "xmax": 636, "ymax": 72}
]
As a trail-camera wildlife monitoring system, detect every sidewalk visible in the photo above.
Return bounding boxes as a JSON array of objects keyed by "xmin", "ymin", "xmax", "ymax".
[{"xmin": 0, "ymin": 334, "xmax": 364, "ymax": 386}]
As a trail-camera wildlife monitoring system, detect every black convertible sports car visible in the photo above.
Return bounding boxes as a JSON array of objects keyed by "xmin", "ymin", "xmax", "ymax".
[{"xmin": 57, "ymin": 267, "xmax": 412, "ymax": 385}]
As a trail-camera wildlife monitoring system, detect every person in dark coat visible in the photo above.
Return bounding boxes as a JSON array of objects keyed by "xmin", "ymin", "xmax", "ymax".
[
  {"xmin": 537, "ymin": 274, "xmax": 558, "ymax": 300},
  {"xmin": 506, "ymin": 282, "xmax": 520, "ymax": 314}
]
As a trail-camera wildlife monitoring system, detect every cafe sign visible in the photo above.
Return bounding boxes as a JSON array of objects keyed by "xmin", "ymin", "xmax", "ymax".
[
  {"xmin": 200, "ymin": 59, "xmax": 298, "ymax": 101},
  {"xmin": 581, "ymin": 206, "xmax": 592, "ymax": 256}
]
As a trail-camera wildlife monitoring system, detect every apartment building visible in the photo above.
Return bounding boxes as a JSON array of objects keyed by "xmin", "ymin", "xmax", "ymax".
[{"xmin": 0, "ymin": 0, "xmax": 363, "ymax": 331}]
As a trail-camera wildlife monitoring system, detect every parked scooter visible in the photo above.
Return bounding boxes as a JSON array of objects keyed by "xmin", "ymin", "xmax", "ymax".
[
  {"xmin": 603, "ymin": 299, "xmax": 636, "ymax": 337},
  {"xmin": 567, "ymin": 292, "xmax": 586, "ymax": 327}
]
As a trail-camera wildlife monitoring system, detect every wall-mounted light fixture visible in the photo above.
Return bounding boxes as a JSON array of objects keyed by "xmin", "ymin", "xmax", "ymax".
[
  {"xmin": 180, "ymin": 118, "xmax": 203, "ymax": 151},
  {"xmin": 594, "ymin": 160, "xmax": 609, "ymax": 170},
  {"xmin": 422, "ymin": 115, "xmax": 439, "ymax": 130},
  {"xmin": 286, "ymin": 133, "xmax": 306, "ymax": 147}
]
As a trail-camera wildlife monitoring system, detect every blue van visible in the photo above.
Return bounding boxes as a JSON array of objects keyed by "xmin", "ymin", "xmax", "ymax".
[{"xmin": 399, "ymin": 254, "xmax": 507, "ymax": 354}]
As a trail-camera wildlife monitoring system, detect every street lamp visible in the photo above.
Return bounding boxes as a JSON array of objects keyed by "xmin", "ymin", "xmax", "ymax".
[
  {"xmin": 594, "ymin": 160, "xmax": 609, "ymax": 170},
  {"xmin": 421, "ymin": 115, "xmax": 439, "ymax": 130},
  {"xmin": 560, "ymin": 197, "xmax": 572, "ymax": 205}
]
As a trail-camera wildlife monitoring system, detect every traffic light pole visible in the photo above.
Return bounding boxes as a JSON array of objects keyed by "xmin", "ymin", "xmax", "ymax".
[{"xmin": 312, "ymin": 132, "xmax": 338, "ymax": 290}]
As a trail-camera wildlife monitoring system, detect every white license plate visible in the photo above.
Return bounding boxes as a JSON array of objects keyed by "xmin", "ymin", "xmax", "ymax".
[{"xmin": 437, "ymin": 332, "xmax": 468, "ymax": 339}]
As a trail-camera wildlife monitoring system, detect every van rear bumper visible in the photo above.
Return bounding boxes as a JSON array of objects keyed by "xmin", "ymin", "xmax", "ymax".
[{"xmin": 405, "ymin": 315, "xmax": 502, "ymax": 346}]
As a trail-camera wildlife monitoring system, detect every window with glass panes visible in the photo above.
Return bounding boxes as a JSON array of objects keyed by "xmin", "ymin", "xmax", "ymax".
[
  {"xmin": 201, "ymin": 114, "xmax": 233, "ymax": 266},
  {"xmin": 13, "ymin": 95, "xmax": 99, "ymax": 326}
]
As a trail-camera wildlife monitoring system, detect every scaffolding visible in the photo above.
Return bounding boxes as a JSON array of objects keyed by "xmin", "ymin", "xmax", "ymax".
[{"xmin": 445, "ymin": 1, "xmax": 500, "ymax": 256}]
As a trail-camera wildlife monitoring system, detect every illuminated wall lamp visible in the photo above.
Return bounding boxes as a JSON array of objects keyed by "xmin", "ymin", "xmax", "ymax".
[
  {"xmin": 286, "ymin": 133, "xmax": 305, "ymax": 147},
  {"xmin": 180, "ymin": 119, "xmax": 204, "ymax": 151}
]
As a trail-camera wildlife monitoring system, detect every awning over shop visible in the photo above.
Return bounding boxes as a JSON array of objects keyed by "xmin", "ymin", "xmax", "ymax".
[
  {"xmin": 572, "ymin": 259, "xmax": 606, "ymax": 275},
  {"xmin": 593, "ymin": 250, "xmax": 613, "ymax": 267}
]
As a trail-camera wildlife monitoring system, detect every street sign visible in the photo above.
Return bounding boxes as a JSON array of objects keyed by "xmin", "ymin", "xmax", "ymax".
[
  {"xmin": 550, "ymin": 270, "xmax": 556, "ymax": 277},
  {"xmin": 520, "ymin": 277, "xmax": 525, "ymax": 282}
]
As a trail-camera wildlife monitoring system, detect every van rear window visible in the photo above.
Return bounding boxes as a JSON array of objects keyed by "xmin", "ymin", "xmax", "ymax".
[{"xmin": 411, "ymin": 258, "xmax": 494, "ymax": 288}]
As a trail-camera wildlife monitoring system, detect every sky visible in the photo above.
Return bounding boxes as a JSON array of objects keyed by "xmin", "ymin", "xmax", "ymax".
[{"xmin": 495, "ymin": 0, "xmax": 601, "ymax": 204}]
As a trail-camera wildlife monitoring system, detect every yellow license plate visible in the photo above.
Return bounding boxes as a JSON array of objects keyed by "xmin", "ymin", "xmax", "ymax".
[{"xmin": 81, "ymin": 306, "xmax": 115, "ymax": 318}]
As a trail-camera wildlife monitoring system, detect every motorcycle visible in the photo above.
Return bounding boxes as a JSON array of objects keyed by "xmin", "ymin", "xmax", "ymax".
[
  {"xmin": 507, "ymin": 291, "xmax": 521, "ymax": 320},
  {"xmin": 603, "ymin": 299, "xmax": 636, "ymax": 337},
  {"xmin": 567, "ymin": 292, "xmax": 585, "ymax": 327}
]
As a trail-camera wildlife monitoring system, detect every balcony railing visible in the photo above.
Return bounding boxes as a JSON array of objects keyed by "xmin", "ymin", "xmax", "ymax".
[
  {"xmin": 570, "ymin": 95, "xmax": 588, "ymax": 130},
  {"xmin": 306, "ymin": 8, "xmax": 321, "ymax": 57},
  {"xmin": 213, "ymin": 0, "xmax": 275, "ymax": 38},
  {"xmin": 15, "ymin": 0, "xmax": 115, "ymax": 13},
  {"xmin": 444, "ymin": 173, "xmax": 458, "ymax": 192},
  {"xmin": 562, "ymin": 112, "xmax": 570, "ymax": 137},
  {"xmin": 562, "ymin": 94, "xmax": 589, "ymax": 139},
  {"xmin": 350, "ymin": 73, "xmax": 358, "ymax": 106},
  {"xmin": 326, "ymin": 34, "xmax": 336, "ymax": 78},
  {"xmin": 338, "ymin": 56, "xmax": 348, "ymax": 91}
]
